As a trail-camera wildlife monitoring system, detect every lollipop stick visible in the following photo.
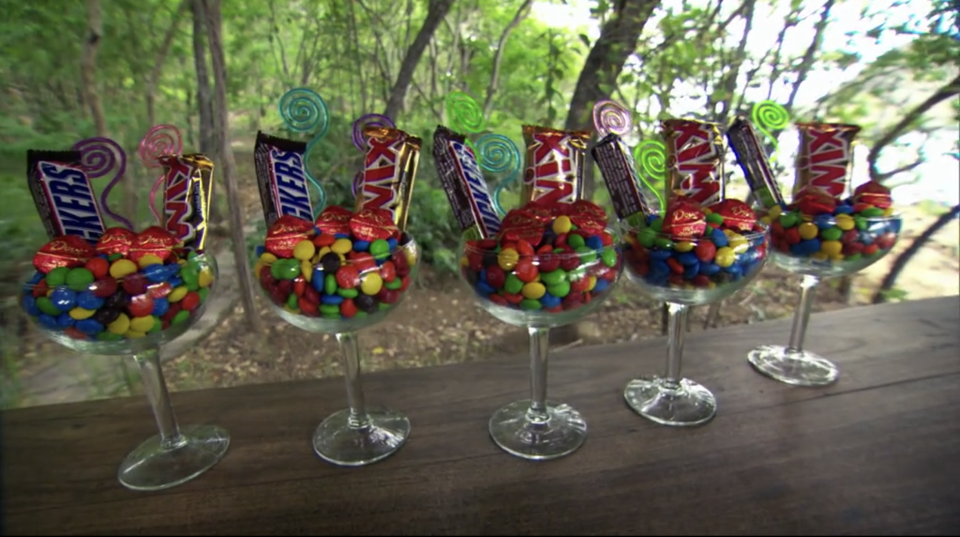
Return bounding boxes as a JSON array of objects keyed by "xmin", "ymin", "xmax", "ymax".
[
  {"xmin": 73, "ymin": 137, "xmax": 134, "ymax": 230},
  {"xmin": 279, "ymin": 87, "xmax": 330, "ymax": 215},
  {"xmin": 139, "ymin": 124, "xmax": 184, "ymax": 226},
  {"xmin": 476, "ymin": 133, "xmax": 521, "ymax": 217}
]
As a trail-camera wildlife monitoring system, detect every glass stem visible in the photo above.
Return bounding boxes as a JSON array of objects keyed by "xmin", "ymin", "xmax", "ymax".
[
  {"xmin": 788, "ymin": 274, "xmax": 820, "ymax": 353},
  {"xmin": 663, "ymin": 302, "xmax": 689, "ymax": 391},
  {"xmin": 527, "ymin": 326, "xmax": 550, "ymax": 424},
  {"xmin": 134, "ymin": 349, "xmax": 185, "ymax": 450},
  {"xmin": 336, "ymin": 332, "xmax": 369, "ymax": 429}
]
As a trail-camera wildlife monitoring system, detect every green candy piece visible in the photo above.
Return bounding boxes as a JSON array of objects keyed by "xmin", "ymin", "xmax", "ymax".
[
  {"xmin": 575, "ymin": 246, "xmax": 597, "ymax": 264},
  {"xmin": 320, "ymin": 304, "xmax": 341, "ymax": 316},
  {"xmin": 270, "ymin": 261, "xmax": 286, "ymax": 281},
  {"xmin": 66, "ymin": 268, "xmax": 94, "ymax": 292},
  {"xmin": 148, "ymin": 316, "xmax": 163, "ymax": 333},
  {"xmin": 379, "ymin": 302, "xmax": 391, "ymax": 310},
  {"xmin": 861, "ymin": 207, "xmax": 884, "ymax": 218},
  {"xmin": 567, "ymin": 234, "xmax": 586, "ymax": 249},
  {"xmin": 504, "ymin": 274, "xmax": 524, "ymax": 294},
  {"xmin": 567, "ymin": 265, "xmax": 587, "ymax": 280},
  {"xmin": 547, "ymin": 280, "xmax": 571, "ymax": 298},
  {"xmin": 370, "ymin": 239, "xmax": 391, "ymax": 260},
  {"xmin": 854, "ymin": 215, "xmax": 868, "ymax": 230},
  {"xmin": 108, "ymin": 253, "xmax": 123, "ymax": 262},
  {"xmin": 570, "ymin": 223, "xmax": 578, "ymax": 231},
  {"xmin": 286, "ymin": 293, "xmax": 298, "ymax": 309},
  {"xmin": 181, "ymin": 264, "xmax": 200, "ymax": 282},
  {"xmin": 779, "ymin": 213, "xmax": 799, "ymax": 228},
  {"xmin": 820, "ymin": 227, "xmax": 842, "ymax": 241},
  {"xmin": 278, "ymin": 259, "xmax": 301, "ymax": 280},
  {"xmin": 36, "ymin": 296, "xmax": 62, "ymax": 316},
  {"xmin": 552, "ymin": 247, "xmax": 566, "ymax": 254},
  {"xmin": 383, "ymin": 278, "xmax": 403, "ymax": 290},
  {"xmin": 172, "ymin": 310, "xmax": 191, "ymax": 325},
  {"xmin": 650, "ymin": 218, "xmax": 663, "ymax": 232},
  {"xmin": 520, "ymin": 299, "xmax": 543, "ymax": 310},
  {"xmin": 601, "ymin": 246, "xmax": 618, "ymax": 268},
  {"xmin": 97, "ymin": 331, "xmax": 124, "ymax": 341},
  {"xmin": 654, "ymin": 237, "xmax": 674, "ymax": 250},
  {"xmin": 706, "ymin": 212, "xmax": 724, "ymax": 225},
  {"xmin": 338, "ymin": 287, "xmax": 360, "ymax": 298},
  {"xmin": 638, "ymin": 228, "xmax": 658, "ymax": 248},
  {"xmin": 45, "ymin": 267, "xmax": 70, "ymax": 287},
  {"xmin": 197, "ymin": 287, "xmax": 210, "ymax": 303},
  {"xmin": 541, "ymin": 269, "xmax": 567, "ymax": 286},
  {"xmin": 188, "ymin": 251, "xmax": 199, "ymax": 260},
  {"xmin": 846, "ymin": 253, "xmax": 862, "ymax": 262},
  {"xmin": 866, "ymin": 248, "xmax": 882, "ymax": 257},
  {"xmin": 324, "ymin": 273, "xmax": 338, "ymax": 295},
  {"xmin": 354, "ymin": 311, "xmax": 368, "ymax": 319}
]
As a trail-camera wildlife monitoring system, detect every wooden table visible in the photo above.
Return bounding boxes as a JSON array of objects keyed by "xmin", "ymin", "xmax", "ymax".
[{"xmin": 3, "ymin": 296, "xmax": 959, "ymax": 536}]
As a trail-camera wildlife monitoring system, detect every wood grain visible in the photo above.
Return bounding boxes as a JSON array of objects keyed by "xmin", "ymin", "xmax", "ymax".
[{"xmin": 3, "ymin": 296, "xmax": 959, "ymax": 536}]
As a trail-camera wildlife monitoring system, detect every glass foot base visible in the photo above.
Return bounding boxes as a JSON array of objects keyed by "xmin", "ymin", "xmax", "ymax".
[
  {"xmin": 312, "ymin": 407, "xmax": 410, "ymax": 467},
  {"xmin": 624, "ymin": 377, "xmax": 717, "ymax": 427},
  {"xmin": 748, "ymin": 345, "xmax": 839, "ymax": 387},
  {"xmin": 489, "ymin": 400, "xmax": 587, "ymax": 461},
  {"xmin": 118, "ymin": 424, "xmax": 230, "ymax": 492}
]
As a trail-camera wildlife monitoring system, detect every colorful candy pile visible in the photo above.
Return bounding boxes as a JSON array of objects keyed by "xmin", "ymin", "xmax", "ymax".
[
  {"xmin": 20, "ymin": 227, "xmax": 215, "ymax": 341},
  {"xmin": 623, "ymin": 197, "xmax": 768, "ymax": 289},
  {"xmin": 253, "ymin": 206, "xmax": 416, "ymax": 320},
  {"xmin": 766, "ymin": 182, "xmax": 899, "ymax": 263},
  {"xmin": 461, "ymin": 199, "xmax": 621, "ymax": 313}
]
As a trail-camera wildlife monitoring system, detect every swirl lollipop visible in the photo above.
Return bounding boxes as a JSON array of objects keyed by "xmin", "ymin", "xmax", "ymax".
[
  {"xmin": 351, "ymin": 113, "xmax": 396, "ymax": 198},
  {"xmin": 139, "ymin": 124, "xmax": 184, "ymax": 226},
  {"xmin": 72, "ymin": 137, "xmax": 134, "ymax": 230},
  {"xmin": 445, "ymin": 91, "xmax": 486, "ymax": 138},
  {"xmin": 593, "ymin": 100, "xmax": 633, "ymax": 138},
  {"xmin": 751, "ymin": 100, "xmax": 790, "ymax": 162},
  {"xmin": 633, "ymin": 139, "xmax": 668, "ymax": 213},
  {"xmin": 279, "ymin": 87, "xmax": 330, "ymax": 214},
  {"xmin": 476, "ymin": 134, "xmax": 522, "ymax": 217}
]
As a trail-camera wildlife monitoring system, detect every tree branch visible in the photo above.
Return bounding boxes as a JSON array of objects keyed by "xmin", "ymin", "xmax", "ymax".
[
  {"xmin": 876, "ymin": 158, "xmax": 925, "ymax": 182},
  {"xmin": 482, "ymin": 0, "xmax": 532, "ymax": 120},
  {"xmin": 147, "ymin": 0, "xmax": 189, "ymax": 127},
  {"xmin": 785, "ymin": 0, "xmax": 835, "ymax": 111}
]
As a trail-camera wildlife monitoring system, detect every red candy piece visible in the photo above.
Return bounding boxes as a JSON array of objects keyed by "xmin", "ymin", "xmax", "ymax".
[
  {"xmin": 293, "ymin": 277, "xmax": 307, "ymax": 297},
  {"xmin": 129, "ymin": 226, "xmax": 178, "ymax": 264},
  {"xmin": 315, "ymin": 205, "xmax": 354, "ymax": 235},
  {"xmin": 266, "ymin": 215, "xmax": 316, "ymax": 258},
  {"xmin": 63, "ymin": 327, "xmax": 87, "ymax": 340},
  {"xmin": 90, "ymin": 277, "xmax": 118, "ymax": 298},
  {"xmin": 180, "ymin": 291, "xmax": 201, "ymax": 312},
  {"xmin": 516, "ymin": 240, "xmax": 536, "ymax": 256},
  {"xmin": 95, "ymin": 227, "xmax": 137, "ymax": 257},
  {"xmin": 350, "ymin": 207, "xmax": 396, "ymax": 241},
  {"xmin": 489, "ymin": 294, "xmax": 509, "ymax": 307},
  {"xmin": 569, "ymin": 276, "xmax": 591, "ymax": 292},
  {"xmin": 84, "ymin": 257, "xmax": 110, "ymax": 279},
  {"xmin": 31, "ymin": 279, "xmax": 49, "ymax": 298},
  {"xmin": 122, "ymin": 273, "xmax": 148, "ymax": 296},
  {"xmin": 501, "ymin": 292, "xmax": 524, "ymax": 305},
  {"xmin": 514, "ymin": 258, "xmax": 538, "ymax": 283},
  {"xmin": 299, "ymin": 297, "xmax": 319, "ymax": 317},
  {"xmin": 694, "ymin": 241, "xmax": 717, "ymax": 262},
  {"xmin": 559, "ymin": 252, "xmax": 581, "ymax": 272},
  {"xmin": 351, "ymin": 252, "xmax": 378, "ymax": 273},
  {"xmin": 379, "ymin": 261, "xmax": 397, "ymax": 282},
  {"xmin": 162, "ymin": 303, "xmax": 182, "ymax": 322},
  {"xmin": 710, "ymin": 199, "xmax": 757, "ymax": 232},
  {"xmin": 33, "ymin": 235, "xmax": 96, "ymax": 274},
  {"xmin": 336, "ymin": 266, "xmax": 361, "ymax": 289},
  {"xmin": 399, "ymin": 275, "xmax": 411, "ymax": 292},
  {"xmin": 147, "ymin": 281, "xmax": 172, "ymax": 299},
  {"xmin": 128, "ymin": 294, "xmax": 155, "ymax": 317},
  {"xmin": 662, "ymin": 200, "xmax": 707, "ymax": 238},
  {"xmin": 302, "ymin": 286, "xmax": 320, "ymax": 305},
  {"xmin": 485, "ymin": 265, "xmax": 506, "ymax": 288},
  {"xmin": 378, "ymin": 288, "xmax": 400, "ymax": 304},
  {"xmin": 339, "ymin": 298, "xmax": 357, "ymax": 318},
  {"xmin": 863, "ymin": 243, "xmax": 879, "ymax": 256},
  {"xmin": 537, "ymin": 252, "xmax": 562, "ymax": 273},
  {"xmin": 784, "ymin": 227, "xmax": 802, "ymax": 245},
  {"xmin": 853, "ymin": 181, "xmax": 892, "ymax": 209},
  {"xmin": 313, "ymin": 233, "xmax": 336, "ymax": 248}
]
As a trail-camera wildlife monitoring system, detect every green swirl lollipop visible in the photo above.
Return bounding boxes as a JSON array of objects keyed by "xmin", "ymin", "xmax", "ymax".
[
  {"xmin": 633, "ymin": 139, "xmax": 667, "ymax": 214},
  {"xmin": 751, "ymin": 100, "xmax": 790, "ymax": 162}
]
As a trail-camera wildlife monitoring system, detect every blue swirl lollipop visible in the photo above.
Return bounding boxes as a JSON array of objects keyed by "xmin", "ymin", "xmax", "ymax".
[{"xmin": 278, "ymin": 87, "xmax": 330, "ymax": 214}]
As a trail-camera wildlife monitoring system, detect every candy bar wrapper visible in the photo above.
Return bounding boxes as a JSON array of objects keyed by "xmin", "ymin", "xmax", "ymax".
[
  {"xmin": 188, "ymin": 154, "xmax": 216, "ymax": 222},
  {"xmin": 794, "ymin": 122, "xmax": 861, "ymax": 200},
  {"xmin": 356, "ymin": 126, "xmax": 420, "ymax": 231},
  {"xmin": 26, "ymin": 149, "xmax": 106, "ymax": 245},
  {"xmin": 661, "ymin": 119, "xmax": 725, "ymax": 208},
  {"xmin": 432, "ymin": 126, "xmax": 501, "ymax": 240},
  {"xmin": 521, "ymin": 125, "xmax": 589, "ymax": 206},
  {"xmin": 159, "ymin": 154, "xmax": 211, "ymax": 252},
  {"xmin": 592, "ymin": 133, "xmax": 654, "ymax": 228},
  {"xmin": 253, "ymin": 131, "xmax": 314, "ymax": 227},
  {"xmin": 726, "ymin": 117, "xmax": 785, "ymax": 210}
]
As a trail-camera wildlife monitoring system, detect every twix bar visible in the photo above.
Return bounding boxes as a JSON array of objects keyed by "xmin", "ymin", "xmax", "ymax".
[
  {"xmin": 794, "ymin": 122, "xmax": 861, "ymax": 200},
  {"xmin": 520, "ymin": 125, "xmax": 589, "ymax": 205},
  {"xmin": 432, "ymin": 126, "xmax": 501, "ymax": 240},
  {"xmin": 356, "ymin": 126, "xmax": 421, "ymax": 231},
  {"xmin": 253, "ymin": 131, "xmax": 314, "ymax": 227},
  {"xmin": 159, "ymin": 154, "xmax": 211, "ymax": 252},
  {"xmin": 661, "ymin": 119, "xmax": 725, "ymax": 208},
  {"xmin": 26, "ymin": 150, "xmax": 106, "ymax": 244}
]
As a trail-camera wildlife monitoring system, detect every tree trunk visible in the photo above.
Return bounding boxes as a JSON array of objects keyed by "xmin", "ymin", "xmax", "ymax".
[
  {"xmin": 202, "ymin": 0, "xmax": 264, "ymax": 334},
  {"xmin": 147, "ymin": 0, "xmax": 189, "ymax": 128},
  {"xmin": 383, "ymin": 0, "xmax": 455, "ymax": 120},
  {"xmin": 80, "ymin": 0, "xmax": 108, "ymax": 137},
  {"xmin": 193, "ymin": 0, "xmax": 220, "ymax": 225},
  {"xmin": 482, "ymin": 0, "xmax": 532, "ymax": 120}
]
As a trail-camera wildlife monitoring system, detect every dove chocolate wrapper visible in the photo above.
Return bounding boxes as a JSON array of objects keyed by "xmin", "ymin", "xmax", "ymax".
[
  {"xmin": 521, "ymin": 125, "xmax": 589, "ymax": 206},
  {"xmin": 432, "ymin": 126, "xmax": 501, "ymax": 240},
  {"xmin": 159, "ymin": 154, "xmax": 210, "ymax": 252},
  {"xmin": 592, "ymin": 133, "xmax": 655, "ymax": 228},
  {"xmin": 253, "ymin": 131, "xmax": 314, "ymax": 227},
  {"xmin": 661, "ymin": 119, "xmax": 725, "ymax": 208},
  {"xmin": 355, "ymin": 126, "xmax": 420, "ymax": 231},
  {"xmin": 794, "ymin": 122, "xmax": 861, "ymax": 200},
  {"xmin": 26, "ymin": 150, "xmax": 107, "ymax": 245},
  {"xmin": 726, "ymin": 117, "xmax": 785, "ymax": 210}
]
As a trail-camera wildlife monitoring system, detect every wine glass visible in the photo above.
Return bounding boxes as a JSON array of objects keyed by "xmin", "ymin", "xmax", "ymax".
[
  {"xmin": 458, "ymin": 223, "xmax": 623, "ymax": 460},
  {"xmin": 620, "ymin": 217, "xmax": 770, "ymax": 426},
  {"xmin": 747, "ymin": 200, "xmax": 902, "ymax": 386},
  {"xmin": 19, "ymin": 251, "xmax": 229, "ymax": 491},
  {"xmin": 253, "ymin": 229, "xmax": 420, "ymax": 467}
]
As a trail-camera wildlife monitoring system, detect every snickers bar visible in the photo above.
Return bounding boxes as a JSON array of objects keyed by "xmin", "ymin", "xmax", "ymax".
[
  {"xmin": 27, "ymin": 150, "xmax": 106, "ymax": 244},
  {"xmin": 254, "ymin": 131, "xmax": 314, "ymax": 227},
  {"xmin": 433, "ymin": 126, "xmax": 501, "ymax": 239}
]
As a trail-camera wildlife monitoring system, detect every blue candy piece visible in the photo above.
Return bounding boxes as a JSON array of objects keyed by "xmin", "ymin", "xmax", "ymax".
[
  {"xmin": 798, "ymin": 238, "xmax": 821, "ymax": 255},
  {"xmin": 353, "ymin": 240, "xmax": 371, "ymax": 252},
  {"xmin": 56, "ymin": 313, "xmax": 75, "ymax": 328},
  {"xmin": 21, "ymin": 295, "xmax": 40, "ymax": 316},
  {"xmin": 152, "ymin": 297, "xmax": 170, "ymax": 317},
  {"xmin": 738, "ymin": 249, "xmax": 757, "ymax": 264},
  {"xmin": 168, "ymin": 275, "xmax": 184, "ymax": 288},
  {"xmin": 28, "ymin": 271, "xmax": 44, "ymax": 285},
  {"xmin": 541, "ymin": 292, "xmax": 562, "ymax": 308},
  {"xmin": 387, "ymin": 237, "xmax": 398, "ymax": 251},
  {"xmin": 50, "ymin": 287, "xmax": 77, "ymax": 311},
  {"xmin": 479, "ymin": 268, "xmax": 489, "ymax": 283},
  {"xmin": 76, "ymin": 290, "xmax": 104, "ymax": 311},
  {"xmin": 731, "ymin": 271, "xmax": 743, "ymax": 281},
  {"xmin": 646, "ymin": 273, "xmax": 669, "ymax": 286},
  {"xmin": 649, "ymin": 249, "xmax": 672, "ymax": 261},
  {"xmin": 646, "ymin": 214, "xmax": 659, "ymax": 225},
  {"xmin": 723, "ymin": 263, "xmax": 742, "ymax": 275},
  {"xmin": 321, "ymin": 294, "xmax": 345, "ymax": 305},
  {"xmin": 676, "ymin": 252, "xmax": 699, "ymax": 266},
  {"xmin": 699, "ymin": 262, "xmax": 721, "ymax": 276},
  {"xmin": 76, "ymin": 319, "xmax": 105, "ymax": 336},
  {"xmin": 255, "ymin": 245, "xmax": 266, "ymax": 258},
  {"xmin": 710, "ymin": 228, "xmax": 728, "ymax": 247},
  {"xmin": 334, "ymin": 233, "xmax": 350, "ymax": 239},
  {"xmin": 814, "ymin": 214, "xmax": 834, "ymax": 229},
  {"xmin": 889, "ymin": 219, "xmax": 902, "ymax": 234},
  {"xmin": 142, "ymin": 264, "xmax": 168, "ymax": 283},
  {"xmin": 312, "ymin": 269, "xmax": 325, "ymax": 292},
  {"xmin": 476, "ymin": 281, "xmax": 496, "ymax": 295},
  {"xmin": 593, "ymin": 279, "xmax": 609, "ymax": 294},
  {"xmin": 585, "ymin": 236, "xmax": 604, "ymax": 250},
  {"xmin": 38, "ymin": 314, "xmax": 59, "ymax": 330},
  {"xmin": 790, "ymin": 243, "xmax": 807, "ymax": 256},
  {"xmin": 683, "ymin": 263, "xmax": 700, "ymax": 279},
  {"xmin": 742, "ymin": 261, "xmax": 758, "ymax": 276},
  {"xmin": 834, "ymin": 205, "xmax": 854, "ymax": 215},
  {"xmin": 650, "ymin": 260, "xmax": 670, "ymax": 277}
]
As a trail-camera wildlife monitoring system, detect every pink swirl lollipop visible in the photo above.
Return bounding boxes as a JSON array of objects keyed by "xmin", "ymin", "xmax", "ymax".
[
  {"xmin": 139, "ymin": 125, "xmax": 184, "ymax": 226},
  {"xmin": 72, "ymin": 137, "xmax": 134, "ymax": 230},
  {"xmin": 592, "ymin": 100, "xmax": 633, "ymax": 138},
  {"xmin": 351, "ymin": 114, "xmax": 396, "ymax": 197}
]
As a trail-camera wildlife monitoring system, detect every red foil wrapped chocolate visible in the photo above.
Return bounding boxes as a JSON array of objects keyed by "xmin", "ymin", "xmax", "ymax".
[
  {"xmin": 853, "ymin": 181, "xmax": 892, "ymax": 209},
  {"xmin": 663, "ymin": 200, "xmax": 707, "ymax": 239},
  {"xmin": 128, "ymin": 226, "xmax": 179, "ymax": 264},
  {"xmin": 33, "ymin": 235, "xmax": 96, "ymax": 273},
  {"xmin": 710, "ymin": 199, "xmax": 757, "ymax": 232},
  {"xmin": 266, "ymin": 215, "xmax": 316, "ymax": 258},
  {"xmin": 96, "ymin": 227, "xmax": 137, "ymax": 257},
  {"xmin": 350, "ymin": 207, "xmax": 397, "ymax": 241},
  {"xmin": 568, "ymin": 199, "xmax": 607, "ymax": 233},
  {"xmin": 315, "ymin": 205, "xmax": 354, "ymax": 235},
  {"xmin": 499, "ymin": 210, "xmax": 545, "ymax": 245},
  {"xmin": 793, "ymin": 186, "xmax": 837, "ymax": 216}
]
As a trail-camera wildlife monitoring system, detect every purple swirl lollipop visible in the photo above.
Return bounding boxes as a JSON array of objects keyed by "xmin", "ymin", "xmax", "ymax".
[
  {"xmin": 72, "ymin": 137, "xmax": 134, "ymax": 230},
  {"xmin": 138, "ymin": 125, "xmax": 183, "ymax": 226},
  {"xmin": 592, "ymin": 100, "xmax": 633, "ymax": 138},
  {"xmin": 351, "ymin": 113, "xmax": 396, "ymax": 197}
]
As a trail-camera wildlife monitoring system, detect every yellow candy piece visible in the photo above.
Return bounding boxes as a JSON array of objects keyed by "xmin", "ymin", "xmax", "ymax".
[
  {"xmin": 759, "ymin": 216, "xmax": 771, "ymax": 226},
  {"xmin": 318, "ymin": 246, "xmax": 332, "ymax": 259},
  {"xmin": 138, "ymin": 254, "xmax": 164, "ymax": 268},
  {"xmin": 820, "ymin": 240, "xmax": 843, "ymax": 257},
  {"xmin": 800, "ymin": 213, "xmax": 814, "ymax": 222},
  {"xmin": 723, "ymin": 229, "xmax": 737, "ymax": 238},
  {"xmin": 829, "ymin": 253, "xmax": 845, "ymax": 262},
  {"xmin": 798, "ymin": 222, "xmax": 819, "ymax": 240},
  {"xmin": 178, "ymin": 259, "xmax": 188, "ymax": 266},
  {"xmin": 125, "ymin": 330, "xmax": 147, "ymax": 339},
  {"xmin": 714, "ymin": 246, "xmax": 735, "ymax": 268},
  {"xmin": 702, "ymin": 208, "xmax": 713, "ymax": 215},
  {"xmin": 130, "ymin": 316, "xmax": 155, "ymax": 333},
  {"xmin": 767, "ymin": 205, "xmax": 783, "ymax": 219},
  {"xmin": 728, "ymin": 234, "xmax": 749, "ymax": 254},
  {"xmin": 69, "ymin": 307, "xmax": 96, "ymax": 320},
  {"xmin": 360, "ymin": 272, "xmax": 383, "ymax": 296},
  {"xmin": 168, "ymin": 286, "xmax": 189, "ymax": 303},
  {"xmin": 292, "ymin": 240, "xmax": 316, "ymax": 261},
  {"xmin": 331, "ymin": 238, "xmax": 353, "ymax": 255},
  {"xmin": 254, "ymin": 261, "xmax": 265, "ymax": 279},
  {"xmin": 675, "ymin": 241, "xmax": 695, "ymax": 253},
  {"xmin": 109, "ymin": 259, "xmax": 138, "ymax": 279},
  {"xmin": 301, "ymin": 260, "xmax": 313, "ymax": 282},
  {"xmin": 498, "ymin": 248, "xmax": 519, "ymax": 271},
  {"xmin": 259, "ymin": 252, "xmax": 278, "ymax": 264},
  {"xmin": 707, "ymin": 281, "xmax": 717, "ymax": 289},
  {"xmin": 810, "ymin": 252, "xmax": 829, "ymax": 261},
  {"xmin": 586, "ymin": 275, "xmax": 597, "ymax": 292},
  {"xmin": 460, "ymin": 256, "xmax": 470, "ymax": 268},
  {"xmin": 883, "ymin": 207, "xmax": 895, "ymax": 216},
  {"xmin": 522, "ymin": 281, "xmax": 546, "ymax": 300},
  {"xmin": 552, "ymin": 215, "xmax": 573, "ymax": 235},
  {"xmin": 835, "ymin": 214, "xmax": 855, "ymax": 231},
  {"xmin": 198, "ymin": 269, "xmax": 214, "ymax": 288},
  {"xmin": 108, "ymin": 313, "xmax": 131, "ymax": 335}
]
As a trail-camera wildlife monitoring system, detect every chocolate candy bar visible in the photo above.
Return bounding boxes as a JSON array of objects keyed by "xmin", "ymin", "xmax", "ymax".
[
  {"xmin": 592, "ymin": 133, "xmax": 655, "ymax": 227},
  {"xmin": 355, "ymin": 126, "xmax": 420, "ymax": 231},
  {"xmin": 726, "ymin": 116, "xmax": 785, "ymax": 210},
  {"xmin": 159, "ymin": 154, "xmax": 210, "ymax": 252},
  {"xmin": 661, "ymin": 119, "xmax": 725, "ymax": 208},
  {"xmin": 253, "ymin": 131, "xmax": 314, "ymax": 227},
  {"xmin": 26, "ymin": 150, "xmax": 106, "ymax": 244},
  {"xmin": 520, "ymin": 125, "xmax": 589, "ymax": 206},
  {"xmin": 432, "ymin": 126, "xmax": 501, "ymax": 239},
  {"xmin": 794, "ymin": 122, "xmax": 861, "ymax": 200}
]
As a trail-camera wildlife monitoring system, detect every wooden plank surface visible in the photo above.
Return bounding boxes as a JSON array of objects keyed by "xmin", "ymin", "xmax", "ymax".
[{"xmin": 3, "ymin": 296, "xmax": 959, "ymax": 536}]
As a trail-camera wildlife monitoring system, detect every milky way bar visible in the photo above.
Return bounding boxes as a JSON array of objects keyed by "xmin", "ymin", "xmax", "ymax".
[
  {"xmin": 27, "ymin": 150, "xmax": 106, "ymax": 244},
  {"xmin": 160, "ymin": 154, "xmax": 211, "ymax": 252},
  {"xmin": 592, "ymin": 133, "xmax": 655, "ymax": 227},
  {"xmin": 356, "ymin": 126, "xmax": 420, "ymax": 231},
  {"xmin": 254, "ymin": 131, "xmax": 314, "ymax": 227},
  {"xmin": 726, "ymin": 117, "xmax": 784, "ymax": 210},
  {"xmin": 433, "ymin": 126, "xmax": 501, "ymax": 240}
]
